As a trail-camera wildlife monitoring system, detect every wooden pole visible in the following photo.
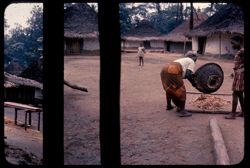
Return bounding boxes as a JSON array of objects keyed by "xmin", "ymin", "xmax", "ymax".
[
  {"xmin": 190, "ymin": 2, "xmax": 194, "ymax": 30},
  {"xmin": 184, "ymin": 37, "xmax": 186, "ymax": 56},
  {"xmin": 186, "ymin": 91, "xmax": 232, "ymax": 96},
  {"xmin": 187, "ymin": 109, "xmax": 230, "ymax": 114},
  {"xmin": 210, "ymin": 118, "xmax": 230, "ymax": 165},
  {"xmin": 219, "ymin": 33, "xmax": 221, "ymax": 59}
]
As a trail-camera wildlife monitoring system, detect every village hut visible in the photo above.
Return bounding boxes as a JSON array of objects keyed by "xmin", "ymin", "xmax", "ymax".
[
  {"xmin": 186, "ymin": 3, "xmax": 244, "ymax": 57},
  {"xmin": 162, "ymin": 11, "xmax": 208, "ymax": 53},
  {"xmin": 64, "ymin": 3, "xmax": 99, "ymax": 55},
  {"xmin": 121, "ymin": 20, "xmax": 164, "ymax": 51},
  {"xmin": 4, "ymin": 72, "xmax": 43, "ymax": 104}
]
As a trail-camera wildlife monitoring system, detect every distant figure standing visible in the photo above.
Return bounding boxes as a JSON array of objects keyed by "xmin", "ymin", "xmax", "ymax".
[
  {"xmin": 137, "ymin": 44, "xmax": 146, "ymax": 66},
  {"xmin": 225, "ymin": 35, "xmax": 244, "ymax": 119}
]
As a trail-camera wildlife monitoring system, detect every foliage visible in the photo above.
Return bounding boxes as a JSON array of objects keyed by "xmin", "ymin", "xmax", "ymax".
[
  {"xmin": 203, "ymin": 3, "xmax": 227, "ymax": 16},
  {"xmin": 119, "ymin": 3, "xmax": 229, "ymax": 35},
  {"xmin": 119, "ymin": 3, "xmax": 186, "ymax": 35},
  {"xmin": 119, "ymin": 3, "xmax": 132, "ymax": 35},
  {"xmin": 149, "ymin": 3, "xmax": 184, "ymax": 34},
  {"xmin": 4, "ymin": 5, "xmax": 43, "ymax": 71}
]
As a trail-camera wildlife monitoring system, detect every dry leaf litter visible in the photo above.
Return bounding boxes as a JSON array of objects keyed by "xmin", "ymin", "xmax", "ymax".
[{"xmin": 192, "ymin": 94, "xmax": 231, "ymax": 110}]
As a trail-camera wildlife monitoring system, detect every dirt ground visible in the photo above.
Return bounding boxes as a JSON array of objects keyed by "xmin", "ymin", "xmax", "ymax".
[
  {"xmin": 4, "ymin": 108, "xmax": 43, "ymax": 165},
  {"xmin": 64, "ymin": 52, "xmax": 244, "ymax": 165}
]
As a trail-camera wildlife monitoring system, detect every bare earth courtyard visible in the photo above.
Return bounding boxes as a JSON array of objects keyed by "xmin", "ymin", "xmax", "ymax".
[{"xmin": 64, "ymin": 52, "xmax": 244, "ymax": 165}]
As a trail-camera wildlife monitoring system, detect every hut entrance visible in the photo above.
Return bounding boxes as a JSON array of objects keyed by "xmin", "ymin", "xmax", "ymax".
[
  {"xmin": 5, "ymin": 86, "xmax": 36, "ymax": 104},
  {"xmin": 164, "ymin": 41, "xmax": 170, "ymax": 52},
  {"xmin": 198, "ymin": 37, "xmax": 206, "ymax": 54},
  {"xmin": 143, "ymin": 41, "xmax": 151, "ymax": 49},
  {"xmin": 65, "ymin": 38, "xmax": 83, "ymax": 54}
]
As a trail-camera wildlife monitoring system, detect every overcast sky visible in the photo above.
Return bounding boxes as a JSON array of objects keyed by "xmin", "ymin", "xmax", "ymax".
[
  {"xmin": 5, "ymin": 3, "xmax": 43, "ymax": 31},
  {"xmin": 193, "ymin": 3, "xmax": 210, "ymax": 9}
]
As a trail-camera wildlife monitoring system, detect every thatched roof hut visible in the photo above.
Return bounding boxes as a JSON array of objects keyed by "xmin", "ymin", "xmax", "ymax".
[
  {"xmin": 160, "ymin": 11, "xmax": 208, "ymax": 53},
  {"xmin": 64, "ymin": 3, "xmax": 98, "ymax": 39},
  {"xmin": 185, "ymin": 3, "xmax": 244, "ymax": 56},
  {"xmin": 162, "ymin": 11, "xmax": 208, "ymax": 42},
  {"xmin": 186, "ymin": 4, "xmax": 243, "ymax": 37},
  {"xmin": 121, "ymin": 20, "xmax": 161, "ymax": 41},
  {"xmin": 4, "ymin": 71, "xmax": 43, "ymax": 104},
  {"xmin": 121, "ymin": 20, "xmax": 164, "ymax": 50},
  {"xmin": 4, "ymin": 72, "xmax": 43, "ymax": 89},
  {"xmin": 64, "ymin": 3, "xmax": 99, "ymax": 54}
]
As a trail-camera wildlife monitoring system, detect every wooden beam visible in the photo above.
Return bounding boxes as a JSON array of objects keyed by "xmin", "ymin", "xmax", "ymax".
[
  {"xmin": 183, "ymin": 37, "xmax": 186, "ymax": 55},
  {"xmin": 187, "ymin": 109, "xmax": 230, "ymax": 114},
  {"xmin": 186, "ymin": 91, "xmax": 232, "ymax": 96},
  {"xmin": 219, "ymin": 33, "xmax": 221, "ymax": 58}
]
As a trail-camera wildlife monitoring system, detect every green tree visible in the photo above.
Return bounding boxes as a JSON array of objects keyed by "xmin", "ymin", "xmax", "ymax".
[
  {"xmin": 149, "ymin": 3, "xmax": 184, "ymax": 34},
  {"xmin": 4, "ymin": 5, "xmax": 43, "ymax": 70},
  {"xmin": 203, "ymin": 3, "xmax": 227, "ymax": 16},
  {"xmin": 119, "ymin": 3, "xmax": 209, "ymax": 35},
  {"xmin": 24, "ymin": 5, "xmax": 43, "ymax": 64},
  {"xmin": 5, "ymin": 24, "xmax": 27, "ymax": 66},
  {"xmin": 119, "ymin": 3, "xmax": 132, "ymax": 35}
]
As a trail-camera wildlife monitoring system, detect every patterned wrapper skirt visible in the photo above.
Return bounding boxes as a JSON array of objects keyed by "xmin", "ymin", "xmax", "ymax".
[
  {"xmin": 232, "ymin": 70, "xmax": 244, "ymax": 91},
  {"xmin": 160, "ymin": 62, "xmax": 186, "ymax": 102}
]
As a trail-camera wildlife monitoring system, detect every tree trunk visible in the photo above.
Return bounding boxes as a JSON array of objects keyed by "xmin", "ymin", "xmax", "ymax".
[
  {"xmin": 210, "ymin": 3, "xmax": 214, "ymax": 16},
  {"xmin": 176, "ymin": 3, "xmax": 179, "ymax": 21},
  {"xmin": 64, "ymin": 80, "xmax": 88, "ymax": 92},
  {"xmin": 180, "ymin": 3, "xmax": 184, "ymax": 21}
]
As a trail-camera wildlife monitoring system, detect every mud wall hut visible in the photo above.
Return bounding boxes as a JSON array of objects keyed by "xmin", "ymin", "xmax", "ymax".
[
  {"xmin": 161, "ymin": 11, "xmax": 208, "ymax": 53},
  {"xmin": 186, "ymin": 4, "xmax": 244, "ymax": 57},
  {"xmin": 64, "ymin": 3, "xmax": 99, "ymax": 55},
  {"xmin": 121, "ymin": 20, "xmax": 164, "ymax": 51},
  {"xmin": 19, "ymin": 56, "xmax": 43, "ymax": 103},
  {"xmin": 4, "ymin": 72, "xmax": 43, "ymax": 104}
]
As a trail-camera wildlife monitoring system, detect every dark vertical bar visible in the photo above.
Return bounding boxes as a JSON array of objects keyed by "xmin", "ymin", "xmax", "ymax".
[
  {"xmin": 14, "ymin": 109, "xmax": 17, "ymax": 125},
  {"xmin": 190, "ymin": 2, "xmax": 193, "ymax": 30},
  {"xmin": 43, "ymin": 1, "xmax": 64, "ymax": 165},
  {"xmin": 38, "ymin": 111, "xmax": 41, "ymax": 131},
  {"xmin": 99, "ymin": 0, "xmax": 121, "ymax": 166},
  {"xmin": 28, "ymin": 111, "xmax": 31, "ymax": 125},
  {"xmin": 0, "ymin": 1, "xmax": 6, "ymax": 166},
  {"xmin": 241, "ymin": 1, "xmax": 248, "ymax": 165},
  {"xmin": 25, "ymin": 111, "xmax": 28, "ymax": 130}
]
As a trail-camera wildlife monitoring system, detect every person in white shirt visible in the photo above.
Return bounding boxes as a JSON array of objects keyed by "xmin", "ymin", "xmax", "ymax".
[
  {"xmin": 160, "ymin": 51, "xmax": 198, "ymax": 117},
  {"xmin": 137, "ymin": 44, "xmax": 146, "ymax": 66}
]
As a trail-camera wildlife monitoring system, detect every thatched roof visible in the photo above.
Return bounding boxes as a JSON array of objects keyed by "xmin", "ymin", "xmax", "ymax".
[
  {"xmin": 4, "ymin": 72, "xmax": 43, "ymax": 89},
  {"xmin": 121, "ymin": 20, "xmax": 162, "ymax": 41},
  {"xmin": 161, "ymin": 12, "xmax": 208, "ymax": 42},
  {"xmin": 186, "ymin": 4, "xmax": 244, "ymax": 37},
  {"xmin": 64, "ymin": 3, "xmax": 99, "ymax": 39}
]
